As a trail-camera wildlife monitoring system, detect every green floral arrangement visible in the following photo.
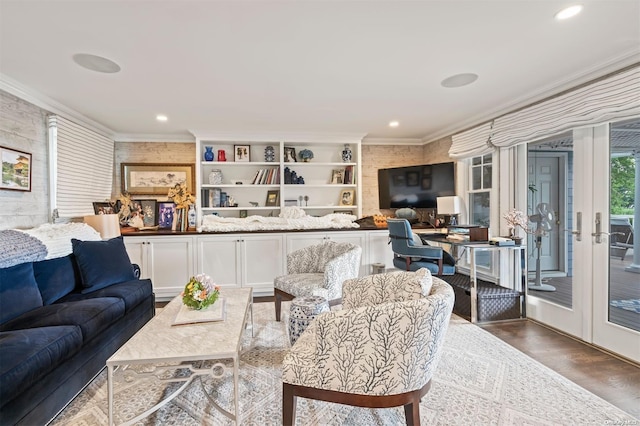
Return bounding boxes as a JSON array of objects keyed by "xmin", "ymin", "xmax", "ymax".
[{"xmin": 181, "ymin": 274, "xmax": 220, "ymax": 310}]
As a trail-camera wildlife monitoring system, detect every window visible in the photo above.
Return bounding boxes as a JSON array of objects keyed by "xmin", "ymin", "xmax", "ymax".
[{"xmin": 469, "ymin": 154, "xmax": 492, "ymax": 227}]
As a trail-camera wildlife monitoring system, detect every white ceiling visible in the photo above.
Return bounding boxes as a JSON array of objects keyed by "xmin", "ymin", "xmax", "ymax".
[{"xmin": 1, "ymin": 0, "xmax": 639, "ymax": 143}]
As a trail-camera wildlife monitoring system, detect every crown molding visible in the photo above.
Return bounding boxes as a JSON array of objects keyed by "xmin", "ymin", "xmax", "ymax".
[
  {"xmin": 189, "ymin": 130, "xmax": 365, "ymax": 143},
  {"xmin": 113, "ymin": 133, "xmax": 195, "ymax": 143},
  {"xmin": 362, "ymin": 137, "xmax": 424, "ymax": 146},
  {"xmin": 0, "ymin": 74, "xmax": 116, "ymax": 139}
]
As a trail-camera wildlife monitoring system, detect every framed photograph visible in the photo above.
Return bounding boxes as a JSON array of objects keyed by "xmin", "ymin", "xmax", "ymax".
[
  {"xmin": 284, "ymin": 147, "xmax": 297, "ymax": 163},
  {"xmin": 157, "ymin": 201, "xmax": 177, "ymax": 229},
  {"xmin": 1, "ymin": 146, "xmax": 31, "ymax": 191},
  {"xmin": 121, "ymin": 163, "xmax": 194, "ymax": 196},
  {"xmin": 93, "ymin": 201, "xmax": 116, "ymax": 215},
  {"xmin": 265, "ymin": 190, "xmax": 280, "ymax": 207},
  {"xmin": 339, "ymin": 189, "xmax": 355, "ymax": 206},
  {"xmin": 137, "ymin": 199, "xmax": 158, "ymax": 226},
  {"xmin": 331, "ymin": 169, "xmax": 344, "ymax": 184},
  {"xmin": 239, "ymin": 210, "xmax": 248, "ymax": 218},
  {"xmin": 406, "ymin": 171, "xmax": 419, "ymax": 186},
  {"xmin": 234, "ymin": 145, "xmax": 250, "ymax": 162}
]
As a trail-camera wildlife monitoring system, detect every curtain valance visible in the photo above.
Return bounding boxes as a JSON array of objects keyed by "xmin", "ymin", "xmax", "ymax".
[{"xmin": 448, "ymin": 121, "xmax": 494, "ymax": 159}]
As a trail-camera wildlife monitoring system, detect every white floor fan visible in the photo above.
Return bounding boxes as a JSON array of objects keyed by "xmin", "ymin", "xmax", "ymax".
[{"xmin": 528, "ymin": 203, "xmax": 557, "ymax": 292}]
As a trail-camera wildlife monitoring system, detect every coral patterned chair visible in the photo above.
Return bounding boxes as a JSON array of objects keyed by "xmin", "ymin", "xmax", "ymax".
[{"xmin": 282, "ymin": 268, "xmax": 455, "ymax": 425}]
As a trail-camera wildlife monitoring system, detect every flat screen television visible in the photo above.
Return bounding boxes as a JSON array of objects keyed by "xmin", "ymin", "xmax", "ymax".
[{"xmin": 378, "ymin": 162, "xmax": 455, "ymax": 209}]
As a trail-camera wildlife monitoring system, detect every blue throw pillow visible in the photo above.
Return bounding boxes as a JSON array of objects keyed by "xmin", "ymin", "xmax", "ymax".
[
  {"xmin": 0, "ymin": 262, "xmax": 43, "ymax": 324},
  {"xmin": 72, "ymin": 236, "xmax": 135, "ymax": 294},
  {"xmin": 34, "ymin": 255, "xmax": 80, "ymax": 305}
]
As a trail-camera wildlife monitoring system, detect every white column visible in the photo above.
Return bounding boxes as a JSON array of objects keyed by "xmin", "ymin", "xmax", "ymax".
[{"xmin": 625, "ymin": 151, "xmax": 640, "ymax": 273}]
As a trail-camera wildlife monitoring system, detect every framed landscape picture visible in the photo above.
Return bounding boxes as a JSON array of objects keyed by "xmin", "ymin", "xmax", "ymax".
[
  {"xmin": 0, "ymin": 146, "xmax": 31, "ymax": 192},
  {"xmin": 121, "ymin": 163, "xmax": 194, "ymax": 195}
]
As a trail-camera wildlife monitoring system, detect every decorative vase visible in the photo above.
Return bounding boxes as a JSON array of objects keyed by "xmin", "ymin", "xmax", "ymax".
[
  {"xmin": 265, "ymin": 145, "xmax": 275, "ymax": 162},
  {"xmin": 187, "ymin": 204, "xmax": 196, "ymax": 228},
  {"xmin": 209, "ymin": 169, "xmax": 223, "ymax": 185},
  {"xmin": 217, "ymin": 150, "xmax": 226, "ymax": 161},
  {"xmin": 342, "ymin": 144, "xmax": 352, "ymax": 162},
  {"xmin": 204, "ymin": 146, "xmax": 214, "ymax": 161}
]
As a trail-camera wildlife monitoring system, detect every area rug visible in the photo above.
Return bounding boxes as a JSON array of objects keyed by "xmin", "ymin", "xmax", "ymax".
[
  {"xmin": 51, "ymin": 302, "xmax": 636, "ymax": 425},
  {"xmin": 610, "ymin": 299, "xmax": 640, "ymax": 314}
]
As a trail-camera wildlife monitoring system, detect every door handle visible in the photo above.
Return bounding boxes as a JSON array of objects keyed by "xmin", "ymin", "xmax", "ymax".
[
  {"xmin": 570, "ymin": 212, "xmax": 582, "ymax": 241},
  {"xmin": 591, "ymin": 212, "xmax": 614, "ymax": 243}
]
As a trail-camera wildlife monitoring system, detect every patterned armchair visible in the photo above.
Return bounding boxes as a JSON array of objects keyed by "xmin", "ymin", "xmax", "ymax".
[
  {"xmin": 273, "ymin": 241, "xmax": 362, "ymax": 321},
  {"xmin": 282, "ymin": 268, "xmax": 455, "ymax": 425}
]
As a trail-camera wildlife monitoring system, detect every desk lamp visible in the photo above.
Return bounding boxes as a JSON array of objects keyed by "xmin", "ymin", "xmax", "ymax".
[{"xmin": 437, "ymin": 196, "xmax": 462, "ymax": 226}]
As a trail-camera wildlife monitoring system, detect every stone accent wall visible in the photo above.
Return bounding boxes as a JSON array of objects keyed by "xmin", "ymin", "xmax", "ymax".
[
  {"xmin": 113, "ymin": 142, "xmax": 196, "ymax": 199},
  {"xmin": 361, "ymin": 136, "xmax": 452, "ymax": 217},
  {"xmin": 0, "ymin": 90, "xmax": 50, "ymax": 230}
]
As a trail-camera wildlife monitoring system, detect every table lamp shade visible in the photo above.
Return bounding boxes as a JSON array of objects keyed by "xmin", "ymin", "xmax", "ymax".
[
  {"xmin": 437, "ymin": 196, "xmax": 462, "ymax": 215},
  {"xmin": 84, "ymin": 214, "xmax": 121, "ymax": 240}
]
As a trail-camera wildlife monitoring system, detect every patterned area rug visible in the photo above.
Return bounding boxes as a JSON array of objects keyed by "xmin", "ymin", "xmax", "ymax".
[
  {"xmin": 610, "ymin": 299, "xmax": 640, "ymax": 314},
  {"xmin": 51, "ymin": 302, "xmax": 636, "ymax": 425}
]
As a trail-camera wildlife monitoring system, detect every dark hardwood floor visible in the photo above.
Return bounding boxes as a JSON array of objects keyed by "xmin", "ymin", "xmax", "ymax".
[
  {"xmin": 479, "ymin": 319, "xmax": 640, "ymax": 419},
  {"xmin": 158, "ymin": 297, "xmax": 640, "ymax": 419}
]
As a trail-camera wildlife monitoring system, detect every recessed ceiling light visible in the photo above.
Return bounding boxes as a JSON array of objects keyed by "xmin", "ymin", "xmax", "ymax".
[
  {"xmin": 555, "ymin": 5, "xmax": 583, "ymax": 20},
  {"xmin": 389, "ymin": 121, "xmax": 399, "ymax": 128},
  {"xmin": 441, "ymin": 73, "xmax": 478, "ymax": 88},
  {"xmin": 72, "ymin": 53, "xmax": 121, "ymax": 73},
  {"xmin": 156, "ymin": 115, "xmax": 168, "ymax": 122}
]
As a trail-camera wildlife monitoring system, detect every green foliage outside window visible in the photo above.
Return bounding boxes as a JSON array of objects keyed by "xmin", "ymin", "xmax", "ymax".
[{"xmin": 610, "ymin": 156, "xmax": 635, "ymax": 215}]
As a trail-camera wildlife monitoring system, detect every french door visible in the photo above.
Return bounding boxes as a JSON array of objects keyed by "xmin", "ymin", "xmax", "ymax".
[{"xmin": 525, "ymin": 121, "xmax": 640, "ymax": 363}]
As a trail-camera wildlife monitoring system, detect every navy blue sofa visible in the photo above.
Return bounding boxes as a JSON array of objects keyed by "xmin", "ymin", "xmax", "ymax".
[{"xmin": 0, "ymin": 236, "xmax": 155, "ymax": 425}]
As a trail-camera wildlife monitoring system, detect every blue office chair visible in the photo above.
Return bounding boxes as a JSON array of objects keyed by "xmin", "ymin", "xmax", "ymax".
[{"xmin": 387, "ymin": 218, "xmax": 456, "ymax": 276}]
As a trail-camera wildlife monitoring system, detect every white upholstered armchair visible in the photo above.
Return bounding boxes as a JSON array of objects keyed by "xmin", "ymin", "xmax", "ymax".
[
  {"xmin": 273, "ymin": 241, "xmax": 362, "ymax": 321},
  {"xmin": 282, "ymin": 268, "xmax": 454, "ymax": 425}
]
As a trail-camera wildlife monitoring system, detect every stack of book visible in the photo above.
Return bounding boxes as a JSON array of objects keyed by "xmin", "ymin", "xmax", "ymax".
[
  {"xmin": 251, "ymin": 167, "xmax": 280, "ymax": 184},
  {"xmin": 201, "ymin": 188, "xmax": 222, "ymax": 207}
]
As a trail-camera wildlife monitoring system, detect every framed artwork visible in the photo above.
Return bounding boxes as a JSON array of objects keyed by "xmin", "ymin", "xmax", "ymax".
[
  {"xmin": 0, "ymin": 146, "xmax": 31, "ymax": 191},
  {"xmin": 234, "ymin": 145, "xmax": 250, "ymax": 162},
  {"xmin": 265, "ymin": 190, "xmax": 280, "ymax": 206},
  {"xmin": 421, "ymin": 177, "xmax": 432, "ymax": 190},
  {"xmin": 137, "ymin": 199, "xmax": 158, "ymax": 226},
  {"xmin": 284, "ymin": 147, "xmax": 297, "ymax": 163},
  {"xmin": 331, "ymin": 169, "xmax": 344, "ymax": 184},
  {"xmin": 239, "ymin": 210, "xmax": 248, "ymax": 218},
  {"xmin": 157, "ymin": 201, "xmax": 177, "ymax": 229},
  {"xmin": 121, "ymin": 163, "xmax": 194, "ymax": 195},
  {"xmin": 93, "ymin": 201, "xmax": 117, "ymax": 215},
  {"xmin": 339, "ymin": 189, "xmax": 355, "ymax": 206},
  {"xmin": 406, "ymin": 171, "xmax": 419, "ymax": 186}
]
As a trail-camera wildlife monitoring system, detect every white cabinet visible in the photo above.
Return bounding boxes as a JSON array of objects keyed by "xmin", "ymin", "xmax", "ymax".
[
  {"xmin": 124, "ymin": 236, "xmax": 195, "ymax": 300},
  {"xmin": 193, "ymin": 134, "xmax": 363, "ymax": 226},
  {"xmin": 196, "ymin": 233, "xmax": 285, "ymax": 296},
  {"xmin": 367, "ymin": 229, "xmax": 395, "ymax": 272}
]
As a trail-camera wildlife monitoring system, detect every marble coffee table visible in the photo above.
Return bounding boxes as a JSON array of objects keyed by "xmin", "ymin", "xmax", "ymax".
[{"xmin": 106, "ymin": 287, "xmax": 253, "ymax": 425}]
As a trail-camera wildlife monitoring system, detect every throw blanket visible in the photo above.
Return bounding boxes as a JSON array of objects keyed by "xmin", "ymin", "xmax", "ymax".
[
  {"xmin": 0, "ymin": 230, "xmax": 48, "ymax": 268},
  {"xmin": 201, "ymin": 207, "xmax": 359, "ymax": 232},
  {"xmin": 18, "ymin": 223, "xmax": 101, "ymax": 260}
]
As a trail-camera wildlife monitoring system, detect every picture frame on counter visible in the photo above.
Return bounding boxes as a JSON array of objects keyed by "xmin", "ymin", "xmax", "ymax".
[
  {"xmin": 136, "ymin": 199, "xmax": 158, "ymax": 226},
  {"xmin": 157, "ymin": 201, "xmax": 177, "ymax": 229}
]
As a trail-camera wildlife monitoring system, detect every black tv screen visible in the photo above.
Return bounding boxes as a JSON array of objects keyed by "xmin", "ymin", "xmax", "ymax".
[{"xmin": 378, "ymin": 162, "xmax": 455, "ymax": 209}]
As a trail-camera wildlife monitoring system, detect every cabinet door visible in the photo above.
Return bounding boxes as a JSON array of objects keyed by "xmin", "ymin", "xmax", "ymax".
[
  {"xmin": 147, "ymin": 237, "xmax": 194, "ymax": 300},
  {"xmin": 367, "ymin": 230, "xmax": 394, "ymax": 273},
  {"xmin": 123, "ymin": 239, "xmax": 149, "ymax": 279},
  {"xmin": 196, "ymin": 236, "xmax": 242, "ymax": 289},
  {"xmin": 241, "ymin": 234, "xmax": 285, "ymax": 296},
  {"xmin": 285, "ymin": 232, "xmax": 327, "ymax": 253}
]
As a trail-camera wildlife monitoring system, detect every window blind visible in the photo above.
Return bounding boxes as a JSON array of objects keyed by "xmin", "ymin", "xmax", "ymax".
[
  {"xmin": 448, "ymin": 121, "xmax": 494, "ymax": 160},
  {"xmin": 491, "ymin": 66, "xmax": 640, "ymax": 148},
  {"xmin": 48, "ymin": 115, "xmax": 114, "ymax": 219}
]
